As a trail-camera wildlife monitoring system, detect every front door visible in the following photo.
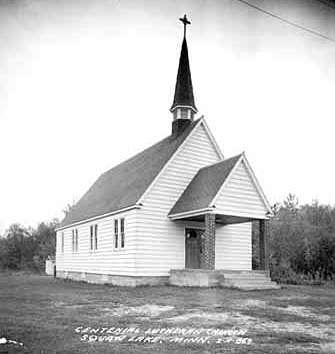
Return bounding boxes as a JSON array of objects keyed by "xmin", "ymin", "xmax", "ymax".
[{"xmin": 185, "ymin": 228, "xmax": 203, "ymax": 269}]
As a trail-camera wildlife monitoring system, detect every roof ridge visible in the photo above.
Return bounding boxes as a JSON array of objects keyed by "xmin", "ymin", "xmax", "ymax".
[{"xmin": 100, "ymin": 117, "xmax": 202, "ymax": 177}]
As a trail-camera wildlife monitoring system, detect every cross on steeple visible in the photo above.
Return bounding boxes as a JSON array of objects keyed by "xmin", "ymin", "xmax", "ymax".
[
  {"xmin": 170, "ymin": 14, "xmax": 197, "ymax": 135},
  {"xmin": 179, "ymin": 14, "xmax": 191, "ymax": 38}
]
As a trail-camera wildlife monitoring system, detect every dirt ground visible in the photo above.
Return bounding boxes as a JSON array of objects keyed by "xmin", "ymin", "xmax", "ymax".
[{"xmin": 0, "ymin": 273, "xmax": 335, "ymax": 354}]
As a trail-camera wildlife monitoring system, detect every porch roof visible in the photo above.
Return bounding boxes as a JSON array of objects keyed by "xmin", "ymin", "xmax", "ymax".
[{"xmin": 169, "ymin": 154, "xmax": 242, "ymax": 217}]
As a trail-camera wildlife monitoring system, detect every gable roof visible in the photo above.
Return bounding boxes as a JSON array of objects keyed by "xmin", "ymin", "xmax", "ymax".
[
  {"xmin": 58, "ymin": 119, "xmax": 201, "ymax": 229},
  {"xmin": 169, "ymin": 154, "xmax": 242, "ymax": 216}
]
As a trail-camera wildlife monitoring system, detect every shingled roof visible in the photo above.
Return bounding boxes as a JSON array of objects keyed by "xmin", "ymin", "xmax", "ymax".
[
  {"xmin": 169, "ymin": 154, "xmax": 242, "ymax": 216},
  {"xmin": 58, "ymin": 119, "xmax": 200, "ymax": 228}
]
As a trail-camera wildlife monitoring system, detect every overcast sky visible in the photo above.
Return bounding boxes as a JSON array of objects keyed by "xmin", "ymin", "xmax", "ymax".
[{"xmin": 1, "ymin": 0, "xmax": 335, "ymax": 233}]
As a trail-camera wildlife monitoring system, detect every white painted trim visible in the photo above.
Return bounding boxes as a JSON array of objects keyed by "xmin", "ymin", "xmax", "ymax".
[
  {"xmin": 168, "ymin": 207, "xmax": 214, "ymax": 220},
  {"xmin": 200, "ymin": 118, "xmax": 224, "ymax": 160},
  {"xmin": 55, "ymin": 205, "xmax": 141, "ymax": 231},
  {"xmin": 170, "ymin": 105, "xmax": 198, "ymax": 113},
  {"xmin": 240, "ymin": 154, "xmax": 273, "ymax": 215},
  {"xmin": 210, "ymin": 153, "xmax": 273, "ymax": 216}
]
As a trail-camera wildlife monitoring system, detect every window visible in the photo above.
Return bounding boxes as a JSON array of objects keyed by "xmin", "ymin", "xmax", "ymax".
[
  {"xmin": 94, "ymin": 224, "xmax": 98, "ymax": 250},
  {"xmin": 75, "ymin": 229, "xmax": 78, "ymax": 251},
  {"xmin": 120, "ymin": 218, "xmax": 125, "ymax": 248},
  {"xmin": 72, "ymin": 229, "xmax": 78, "ymax": 252},
  {"xmin": 114, "ymin": 218, "xmax": 125, "ymax": 249},
  {"xmin": 114, "ymin": 219, "xmax": 118, "ymax": 249},
  {"xmin": 72, "ymin": 230, "xmax": 75, "ymax": 252},
  {"xmin": 61, "ymin": 232, "xmax": 64, "ymax": 253},
  {"xmin": 90, "ymin": 224, "xmax": 98, "ymax": 251},
  {"xmin": 90, "ymin": 225, "xmax": 94, "ymax": 251}
]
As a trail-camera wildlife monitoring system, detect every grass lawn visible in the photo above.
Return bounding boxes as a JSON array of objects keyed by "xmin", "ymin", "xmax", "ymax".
[{"xmin": 0, "ymin": 273, "xmax": 335, "ymax": 354}]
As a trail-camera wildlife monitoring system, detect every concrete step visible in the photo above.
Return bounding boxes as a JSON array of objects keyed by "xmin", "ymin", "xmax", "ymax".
[
  {"xmin": 226, "ymin": 276, "xmax": 273, "ymax": 282},
  {"xmin": 237, "ymin": 284, "xmax": 281, "ymax": 291}
]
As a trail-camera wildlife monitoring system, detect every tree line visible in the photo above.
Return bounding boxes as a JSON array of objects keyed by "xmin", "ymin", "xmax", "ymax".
[
  {"xmin": 1, "ymin": 195, "xmax": 335, "ymax": 284},
  {"xmin": 253, "ymin": 194, "xmax": 335, "ymax": 284},
  {"xmin": 0, "ymin": 220, "xmax": 57, "ymax": 272}
]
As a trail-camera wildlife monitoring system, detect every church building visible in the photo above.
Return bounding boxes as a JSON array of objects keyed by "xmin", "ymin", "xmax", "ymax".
[{"xmin": 56, "ymin": 16, "xmax": 279, "ymax": 290}]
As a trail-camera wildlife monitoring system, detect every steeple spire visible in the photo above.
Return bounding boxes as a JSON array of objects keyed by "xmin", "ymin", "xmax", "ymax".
[{"xmin": 171, "ymin": 15, "xmax": 198, "ymax": 136}]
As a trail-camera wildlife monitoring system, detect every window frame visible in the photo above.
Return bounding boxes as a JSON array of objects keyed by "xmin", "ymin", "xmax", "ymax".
[
  {"xmin": 114, "ymin": 219, "xmax": 119, "ymax": 249},
  {"xmin": 72, "ymin": 230, "xmax": 75, "ymax": 252},
  {"xmin": 114, "ymin": 218, "xmax": 125, "ymax": 250},
  {"xmin": 75, "ymin": 229, "xmax": 78, "ymax": 252},
  {"xmin": 90, "ymin": 225, "xmax": 94, "ymax": 251},
  {"xmin": 90, "ymin": 224, "xmax": 98, "ymax": 252},
  {"xmin": 61, "ymin": 232, "xmax": 64, "ymax": 254},
  {"xmin": 94, "ymin": 224, "xmax": 98, "ymax": 251},
  {"xmin": 120, "ymin": 218, "xmax": 125, "ymax": 249}
]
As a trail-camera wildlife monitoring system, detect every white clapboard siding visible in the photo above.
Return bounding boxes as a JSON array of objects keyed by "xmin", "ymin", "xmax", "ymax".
[
  {"xmin": 215, "ymin": 223, "xmax": 252, "ymax": 270},
  {"xmin": 136, "ymin": 122, "xmax": 222, "ymax": 276},
  {"xmin": 215, "ymin": 160, "xmax": 268, "ymax": 219},
  {"xmin": 55, "ymin": 209, "xmax": 137, "ymax": 276}
]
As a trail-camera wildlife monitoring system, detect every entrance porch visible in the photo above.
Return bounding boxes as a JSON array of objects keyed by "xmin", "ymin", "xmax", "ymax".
[{"xmin": 169, "ymin": 212, "xmax": 280, "ymax": 290}]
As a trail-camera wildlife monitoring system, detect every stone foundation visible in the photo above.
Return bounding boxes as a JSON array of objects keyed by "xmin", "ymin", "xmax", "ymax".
[{"xmin": 56, "ymin": 271, "xmax": 169, "ymax": 287}]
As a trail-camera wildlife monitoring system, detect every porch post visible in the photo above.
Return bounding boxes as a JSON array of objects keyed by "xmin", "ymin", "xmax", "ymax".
[
  {"xmin": 202, "ymin": 213, "xmax": 216, "ymax": 270},
  {"xmin": 259, "ymin": 219, "xmax": 269, "ymax": 271}
]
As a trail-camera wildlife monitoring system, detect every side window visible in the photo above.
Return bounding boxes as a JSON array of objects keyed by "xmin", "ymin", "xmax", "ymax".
[
  {"xmin": 90, "ymin": 225, "xmax": 94, "ymax": 251},
  {"xmin": 75, "ymin": 229, "xmax": 78, "ymax": 251},
  {"xmin": 120, "ymin": 218, "xmax": 125, "ymax": 248},
  {"xmin": 94, "ymin": 224, "xmax": 98, "ymax": 250},
  {"xmin": 72, "ymin": 230, "xmax": 75, "ymax": 252},
  {"xmin": 61, "ymin": 232, "xmax": 64, "ymax": 253},
  {"xmin": 114, "ymin": 219, "xmax": 118, "ymax": 249}
]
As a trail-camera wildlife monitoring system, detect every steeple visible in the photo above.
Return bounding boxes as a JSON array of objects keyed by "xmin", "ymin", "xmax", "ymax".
[{"xmin": 171, "ymin": 15, "xmax": 198, "ymax": 136}]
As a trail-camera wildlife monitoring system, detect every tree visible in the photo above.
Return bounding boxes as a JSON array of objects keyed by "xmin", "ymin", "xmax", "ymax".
[
  {"xmin": 1, "ymin": 224, "xmax": 33, "ymax": 269},
  {"xmin": 32, "ymin": 219, "xmax": 58, "ymax": 269}
]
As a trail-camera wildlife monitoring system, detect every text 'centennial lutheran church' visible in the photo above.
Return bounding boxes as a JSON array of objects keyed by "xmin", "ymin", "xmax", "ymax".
[{"xmin": 56, "ymin": 16, "xmax": 279, "ymax": 289}]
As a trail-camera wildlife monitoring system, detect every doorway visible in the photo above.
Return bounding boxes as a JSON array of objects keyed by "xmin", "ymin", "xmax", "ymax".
[{"xmin": 185, "ymin": 228, "xmax": 203, "ymax": 269}]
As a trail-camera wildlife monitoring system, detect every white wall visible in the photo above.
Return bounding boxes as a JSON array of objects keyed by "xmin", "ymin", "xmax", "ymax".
[
  {"xmin": 136, "ymin": 122, "xmax": 222, "ymax": 276},
  {"xmin": 215, "ymin": 160, "xmax": 268, "ymax": 219},
  {"xmin": 55, "ymin": 208, "xmax": 137, "ymax": 276},
  {"xmin": 215, "ymin": 222, "xmax": 252, "ymax": 270}
]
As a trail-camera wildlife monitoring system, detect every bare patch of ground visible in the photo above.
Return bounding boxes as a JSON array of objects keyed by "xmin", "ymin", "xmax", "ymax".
[{"xmin": 102, "ymin": 304, "xmax": 175, "ymax": 319}]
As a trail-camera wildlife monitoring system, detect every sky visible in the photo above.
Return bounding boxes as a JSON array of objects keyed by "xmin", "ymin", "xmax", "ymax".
[{"xmin": 1, "ymin": 0, "xmax": 335, "ymax": 234}]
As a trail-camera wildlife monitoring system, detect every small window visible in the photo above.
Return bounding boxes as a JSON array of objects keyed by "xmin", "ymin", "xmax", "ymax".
[
  {"xmin": 90, "ymin": 225, "xmax": 94, "ymax": 251},
  {"xmin": 72, "ymin": 230, "xmax": 75, "ymax": 252},
  {"xmin": 114, "ymin": 219, "xmax": 118, "ymax": 249},
  {"xmin": 120, "ymin": 218, "xmax": 125, "ymax": 248},
  {"xmin": 72, "ymin": 229, "xmax": 78, "ymax": 252},
  {"xmin": 75, "ymin": 229, "xmax": 78, "ymax": 251},
  {"xmin": 94, "ymin": 224, "xmax": 98, "ymax": 250},
  {"xmin": 90, "ymin": 224, "xmax": 98, "ymax": 251},
  {"xmin": 61, "ymin": 232, "xmax": 64, "ymax": 253}
]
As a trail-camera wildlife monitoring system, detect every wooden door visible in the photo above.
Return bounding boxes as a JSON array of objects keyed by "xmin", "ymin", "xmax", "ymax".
[{"xmin": 185, "ymin": 229, "xmax": 202, "ymax": 269}]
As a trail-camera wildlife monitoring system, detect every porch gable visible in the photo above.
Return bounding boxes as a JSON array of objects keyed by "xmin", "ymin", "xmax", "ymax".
[{"xmin": 169, "ymin": 153, "xmax": 272, "ymax": 221}]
